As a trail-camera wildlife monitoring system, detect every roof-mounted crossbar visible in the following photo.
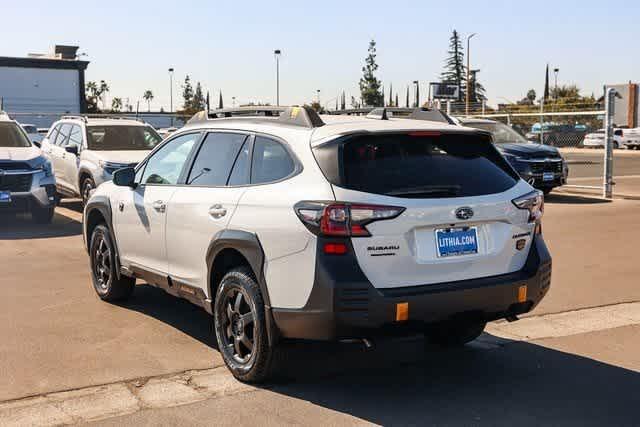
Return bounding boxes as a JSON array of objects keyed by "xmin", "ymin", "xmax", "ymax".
[{"xmin": 187, "ymin": 106, "xmax": 325, "ymax": 128}]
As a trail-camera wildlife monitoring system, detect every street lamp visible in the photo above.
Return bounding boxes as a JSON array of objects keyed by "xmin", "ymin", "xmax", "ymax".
[
  {"xmin": 316, "ymin": 89, "xmax": 321, "ymax": 105},
  {"xmin": 413, "ymin": 80, "xmax": 419, "ymax": 108},
  {"xmin": 274, "ymin": 50, "xmax": 281, "ymax": 106},
  {"xmin": 466, "ymin": 33, "xmax": 477, "ymax": 116},
  {"xmin": 553, "ymin": 68, "xmax": 559, "ymax": 101},
  {"xmin": 232, "ymin": 96, "xmax": 236, "ymax": 107}
]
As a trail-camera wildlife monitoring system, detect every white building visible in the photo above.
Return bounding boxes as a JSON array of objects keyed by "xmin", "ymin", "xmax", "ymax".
[{"xmin": 0, "ymin": 45, "xmax": 89, "ymax": 125}]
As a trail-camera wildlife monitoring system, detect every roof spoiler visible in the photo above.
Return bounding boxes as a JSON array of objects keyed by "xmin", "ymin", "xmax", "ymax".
[
  {"xmin": 407, "ymin": 107, "xmax": 456, "ymax": 125},
  {"xmin": 187, "ymin": 106, "xmax": 325, "ymax": 129}
]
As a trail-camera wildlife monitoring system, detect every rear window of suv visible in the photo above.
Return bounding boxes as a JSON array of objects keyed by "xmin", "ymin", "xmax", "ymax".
[
  {"xmin": 314, "ymin": 132, "xmax": 518, "ymax": 198},
  {"xmin": 87, "ymin": 125, "xmax": 161, "ymax": 150}
]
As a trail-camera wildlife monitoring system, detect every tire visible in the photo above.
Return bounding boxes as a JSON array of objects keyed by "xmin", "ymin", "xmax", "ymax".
[
  {"xmin": 213, "ymin": 267, "xmax": 282, "ymax": 383},
  {"xmin": 89, "ymin": 224, "xmax": 135, "ymax": 301},
  {"xmin": 82, "ymin": 177, "xmax": 96, "ymax": 207},
  {"xmin": 542, "ymin": 188, "xmax": 552, "ymax": 196},
  {"xmin": 32, "ymin": 206, "xmax": 55, "ymax": 224},
  {"xmin": 425, "ymin": 319, "xmax": 487, "ymax": 347}
]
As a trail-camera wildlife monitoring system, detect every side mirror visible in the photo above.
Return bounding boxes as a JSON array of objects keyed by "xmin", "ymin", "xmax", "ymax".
[
  {"xmin": 65, "ymin": 145, "xmax": 79, "ymax": 155},
  {"xmin": 113, "ymin": 167, "xmax": 136, "ymax": 188},
  {"xmin": 32, "ymin": 141, "xmax": 41, "ymax": 148}
]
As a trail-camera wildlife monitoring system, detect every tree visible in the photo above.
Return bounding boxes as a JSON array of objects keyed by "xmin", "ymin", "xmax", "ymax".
[
  {"xmin": 395, "ymin": 93, "xmax": 399, "ymax": 108},
  {"xmin": 405, "ymin": 86, "xmax": 410, "ymax": 108},
  {"xmin": 359, "ymin": 40, "xmax": 384, "ymax": 107},
  {"xmin": 341, "ymin": 91, "xmax": 346, "ymax": 110},
  {"xmin": 111, "ymin": 97, "xmax": 123, "ymax": 112},
  {"xmin": 182, "ymin": 75, "xmax": 194, "ymax": 111},
  {"xmin": 350, "ymin": 96, "xmax": 360, "ymax": 109},
  {"xmin": 85, "ymin": 81, "xmax": 99, "ymax": 112},
  {"xmin": 218, "ymin": 91, "xmax": 224, "ymax": 109},
  {"xmin": 440, "ymin": 30, "xmax": 466, "ymax": 102},
  {"xmin": 527, "ymin": 89, "xmax": 537, "ymax": 103},
  {"xmin": 99, "ymin": 80, "xmax": 110, "ymax": 110},
  {"xmin": 143, "ymin": 90, "xmax": 154, "ymax": 112},
  {"xmin": 388, "ymin": 83, "xmax": 393, "ymax": 107},
  {"xmin": 193, "ymin": 82, "xmax": 205, "ymax": 112},
  {"xmin": 543, "ymin": 64, "xmax": 550, "ymax": 101}
]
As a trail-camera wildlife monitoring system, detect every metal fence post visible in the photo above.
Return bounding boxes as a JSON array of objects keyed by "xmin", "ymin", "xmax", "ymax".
[{"xmin": 603, "ymin": 88, "xmax": 616, "ymax": 199}]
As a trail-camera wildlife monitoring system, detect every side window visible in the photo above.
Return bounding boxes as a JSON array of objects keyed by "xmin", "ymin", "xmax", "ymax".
[
  {"xmin": 187, "ymin": 132, "xmax": 247, "ymax": 186},
  {"xmin": 55, "ymin": 124, "xmax": 72, "ymax": 146},
  {"xmin": 68, "ymin": 125, "xmax": 83, "ymax": 148},
  {"xmin": 227, "ymin": 140, "xmax": 251, "ymax": 186},
  {"xmin": 250, "ymin": 136, "xmax": 295, "ymax": 184},
  {"xmin": 47, "ymin": 125, "xmax": 60, "ymax": 143},
  {"xmin": 140, "ymin": 133, "xmax": 199, "ymax": 185}
]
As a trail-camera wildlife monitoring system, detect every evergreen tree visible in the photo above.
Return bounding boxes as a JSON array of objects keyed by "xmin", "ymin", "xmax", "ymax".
[
  {"xmin": 543, "ymin": 64, "xmax": 550, "ymax": 100},
  {"xmin": 440, "ymin": 30, "xmax": 466, "ymax": 102},
  {"xmin": 359, "ymin": 40, "xmax": 384, "ymax": 107},
  {"xmin": 341, "ymin": 91, "xmax": 346, "ymax": 110},
  {"xmin": 193, "ymin": 82, "xmax": 205, "ymax": 111},
  {"xmin": 182, "ymin": 75, "xmax": 194, "ymax": 110},
  {"xmin": 405, "ymin": 86, "xmax": 410, "ymax": 108},
  {"xmin": 218, "ymin": 91, "xmax": 224, "ymax": 109},
  {"xmin": 395, "ymin": 93, "xmax": 399, "ymax": 108},
  {"xmin": 389, "ymin": 83, "xmax": 393, "ymax": 106}
]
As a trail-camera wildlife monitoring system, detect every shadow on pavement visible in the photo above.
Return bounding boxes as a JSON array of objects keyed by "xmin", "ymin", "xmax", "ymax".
[
  {"xmin": 58, "ymin": 199, "xmax": 84, "ymax": 213},
  {"xmin": 113, "ymin": 287, "xmax": 639, "ymax": 425},
  {"xmin": 545, "ymin": 193, "xmax": 610, "ymax": 205},
  {"xmin": 118, "ymin": 284, "xmax": 217, "ymax": 349},
  {"xmin": 0, "ymin": 210, "xmax": 82, "ymax": 240},
  {"xmin": 268, "ymin": 336, "xmax": 640, "ymax": 426}
]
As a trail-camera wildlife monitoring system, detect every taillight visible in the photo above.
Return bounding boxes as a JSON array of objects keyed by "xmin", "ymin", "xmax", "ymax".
[
  {"xmin": 512, "ymin": 190, "xmax": 544, "ymax": 223},
  {"xmin": 294, "ymin": 201, "xmax": 405, "ymax": 237}
]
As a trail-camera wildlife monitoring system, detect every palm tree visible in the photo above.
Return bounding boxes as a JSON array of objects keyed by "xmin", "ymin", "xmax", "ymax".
[
  {"xmin": 99, "ymin": 80, "xmax": 110, "ymax": 110},
  {"xmin": 143, "ymin": 90, "xmax": 154, "ymax": 112},
  {"xmin": 111, "ymin": 97, "xmax": 123, "ymax": 112}
]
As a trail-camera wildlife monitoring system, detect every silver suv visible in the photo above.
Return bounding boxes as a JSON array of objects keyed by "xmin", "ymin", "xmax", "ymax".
[
  {"xmin": 41, "ymin": 116, "xmax": 162, "ymax": 205},
  {"xmin": 0, "ymin": 112, "xmax": 56, "ymax": 223}
]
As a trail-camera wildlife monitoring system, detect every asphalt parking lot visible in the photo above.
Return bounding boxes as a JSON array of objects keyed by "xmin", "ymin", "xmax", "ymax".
[{"xmin": 1, "ymin": 192, "xmax": 640, "ymax": 425}]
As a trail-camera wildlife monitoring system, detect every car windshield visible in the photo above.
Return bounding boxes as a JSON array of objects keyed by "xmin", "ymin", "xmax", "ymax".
[
  {"xmin": 0, "ymin": 122, "xmax": 32, "ymax": 147},
  {"xmin": 87, "ymin": 125, "xmax": 162, "ymax": 151},
  {"xmin": 465, "ymin": 122, "xmax": 529, "ymax": 144}
]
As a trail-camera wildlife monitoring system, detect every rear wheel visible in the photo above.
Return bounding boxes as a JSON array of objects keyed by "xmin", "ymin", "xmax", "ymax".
[
  {"xmin": 32, "ymin": 206, "xmax": 54, "ymax": 224},
  {"xmin": 542, "ymin": 188, "xmax": 552, "ymax": 196},
  {"xmin": 425, "ymin": 319, "xmax": 487, "ymax": 347},
  {"xmin": 214, "ymin": 267, "xmax": 282, "ymax": 383},
  {"xmin": 90, "ymin": 224, "xmax": 135, "ymax": 301}
]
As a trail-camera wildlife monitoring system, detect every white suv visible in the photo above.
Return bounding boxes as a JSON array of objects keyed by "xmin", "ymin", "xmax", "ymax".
[
  {"xmin": 83, "ymin": 107, "xmax": 552, "ymax": 382},
  {"xmin": 41, "ymin": 116, "xmax": 162, "ymax": 204}
]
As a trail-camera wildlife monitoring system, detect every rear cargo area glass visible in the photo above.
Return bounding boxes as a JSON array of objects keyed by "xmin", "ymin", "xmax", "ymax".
[{"xmin": 322, "ymin": 133, "xmax": 518, "ymax": 198}]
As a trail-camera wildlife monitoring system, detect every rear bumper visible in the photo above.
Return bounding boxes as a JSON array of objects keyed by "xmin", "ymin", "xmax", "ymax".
[{"xmin": 272, "ymin": 235, "xmax": 552, "ymax": 341}]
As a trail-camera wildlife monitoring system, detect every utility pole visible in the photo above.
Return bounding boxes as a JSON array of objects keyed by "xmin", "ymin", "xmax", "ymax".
[
  {"xmin": 274, "ymin": 50, "xmax": 281, "ymax": 106},
  {"xmin": 466, "ymin": 33, "xmax": 477, "ymax": 117},
  {"xmin": 168, "ymin": 67, "xmax": 174, "ymax": 126},
  {"xmin": 604, "ymin": 87, "xmax": 616, "ymax": 199},
  {"xmin": 553, "ymin": 68, "xmax": 559, "ymax": 101}
]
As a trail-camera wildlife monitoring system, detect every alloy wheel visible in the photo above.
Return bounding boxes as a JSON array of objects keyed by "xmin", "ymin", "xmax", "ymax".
[
  {"xmin": 220, "ymin": 288, "xmax": 255, "ymax": 364},
  {"xmin": 93, "ymin": 236, "xmax": 111, "ymax": 290}
]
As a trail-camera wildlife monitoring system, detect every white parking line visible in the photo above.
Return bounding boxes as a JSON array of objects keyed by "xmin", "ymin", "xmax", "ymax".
[{"xmin": 2, "ymin": 301, "xmax": 639, "ymax": 426}]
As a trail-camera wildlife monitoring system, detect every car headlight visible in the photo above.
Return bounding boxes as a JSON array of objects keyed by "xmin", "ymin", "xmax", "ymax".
[{"xmin": 99, "ymin": 161, "xmax": 128, "ymax": 175}]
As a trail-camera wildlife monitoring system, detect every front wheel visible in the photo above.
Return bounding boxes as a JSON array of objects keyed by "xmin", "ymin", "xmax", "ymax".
[
  {"xmin": 425, "ymin": 319, "xmax": 487, "ymax": 347},
  {"xmin": 542, "ymin": 188, "xmax": 553, "ymax": 196},
  {"xmin": 90, "ymin": 224, "xmax": 135, "ymax": 301},
  {"xmin": 82, "ymin": 177, "xmax": 96, "ymax": 207},
  {"xmin": 214, "ymin": 267, "xmax": 281, "ymax": 383}
]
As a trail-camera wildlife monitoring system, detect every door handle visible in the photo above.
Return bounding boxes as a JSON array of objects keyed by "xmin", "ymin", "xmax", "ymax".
[
  {"xmin": 208, "ymin": 204, "xmax": 227, "ymax": 219},
  {"xmin": 152, "ymin": 200, "xmax": 166, "ymax": 213}
]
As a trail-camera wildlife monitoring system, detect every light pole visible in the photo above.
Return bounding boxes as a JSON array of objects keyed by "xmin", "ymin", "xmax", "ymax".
[
  {"xmin": 274, "ymin": 49, "xmax": 281, "ymax": 106},
  {"xmin": 413, "ymin": 80, "xmax": 419, "ymax": 108},
  {"xmin": 232, "ymin": 96, "xmax": 236, "ymax": 107},
  {"xmin": 316, "ymin": 89, "xmax": 321, "ymax": 105},
  {"xmin": 466, "ymin": 33, "xmax": 477, "ymax": 117},
  {"xmin": 553, "ymin": 68, "xmax": 559, "ymax": 101},
  {"xmin": 168, "ymin": 68, "xmax": 174, "ymax": 126}
]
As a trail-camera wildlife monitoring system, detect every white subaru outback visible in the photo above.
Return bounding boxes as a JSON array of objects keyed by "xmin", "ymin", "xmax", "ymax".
[{"xmin": 83, "ymin": 106, "xmax": 551, "ymax": 382}]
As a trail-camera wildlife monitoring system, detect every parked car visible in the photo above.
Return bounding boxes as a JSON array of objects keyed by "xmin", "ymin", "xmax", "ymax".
[
  {"xmin": 0, "ymin": 112, "xmax": 56, "ymax": 223},
  {"xmin": 583, "ymin": 128, "xmax": 640, "ymax": 149},
  {"xmin": 83, "ymin": 106, "xmax": 551, "ymax": 382},
  {"xmin": 525, "ymin": 123, "xmax": 589, "ymax": 147},
  {"xmin": 41, "ymin": 116, "xmax": 162, "ymax": 205},
  {"xmin": 20, "ymin": 123, "xmax": 44, "ymax": 145},
  {"xmin": 459, "ymin": 118, "xmax": 568, "ymax": 195}
]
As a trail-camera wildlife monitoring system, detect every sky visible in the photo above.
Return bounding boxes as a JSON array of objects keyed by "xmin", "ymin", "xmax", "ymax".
[{"xmin": 3, "ymin": 0, "xmax": 639, "ymax": 111}]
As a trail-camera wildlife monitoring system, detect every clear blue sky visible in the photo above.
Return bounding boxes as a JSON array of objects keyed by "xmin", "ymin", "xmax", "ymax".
[{"xmin": 4, "ymin": 0, "xmax": 639, "ymax": 110}]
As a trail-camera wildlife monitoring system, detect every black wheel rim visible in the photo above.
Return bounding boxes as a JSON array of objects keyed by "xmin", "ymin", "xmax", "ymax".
[
  {"xmin": 93, "ymin": 236, "xmax": 111, "ymax": 290},
  {"xmin": 220, "ymin": 288, "xmax": 255, "ymax": 364}
]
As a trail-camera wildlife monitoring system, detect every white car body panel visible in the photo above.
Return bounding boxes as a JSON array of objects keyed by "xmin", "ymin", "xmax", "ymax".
[{"xmin": 333, "ymin": 180, "xmax": 535, "ymax": 289}]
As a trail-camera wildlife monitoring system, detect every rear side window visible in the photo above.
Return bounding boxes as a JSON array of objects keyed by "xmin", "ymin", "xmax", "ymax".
[
  {"xmin": 315, "ymin": 133, "xmax": 518, "ymax": 198},
  {"xmin": 251, "ymin": 136, "xmax": 295, "ymax": 184},
  {"xmin": 55, "ymin": 124, "xmax": 72, "ymax": 146},
  {"xmin": 187, "ymin": 132, "xmax": 248, "ymax": 186}
]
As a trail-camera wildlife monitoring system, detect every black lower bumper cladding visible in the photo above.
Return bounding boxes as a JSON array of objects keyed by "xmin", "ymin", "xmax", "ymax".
[{"xmin": 272, "ymin": 235, "xmax": 551, "ymax": 341}]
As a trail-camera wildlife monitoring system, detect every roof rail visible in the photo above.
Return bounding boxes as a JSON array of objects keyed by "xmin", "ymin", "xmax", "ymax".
[
  {"xmin": 84, "ymin": 115, "xmax": 146, "ymax": 123},
  {"xmin": 187, "ymin": 106, "xmax": 325, "ymax": 129},
  {"xmin": 60, "ymin": 115, "xmax": 88, "ymax": 123}
]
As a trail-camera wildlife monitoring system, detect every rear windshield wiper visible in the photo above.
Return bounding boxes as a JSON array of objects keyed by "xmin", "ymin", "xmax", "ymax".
[{"xmin": 386, "ymin": 185, "xmax": 461, "ymax": 197}]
